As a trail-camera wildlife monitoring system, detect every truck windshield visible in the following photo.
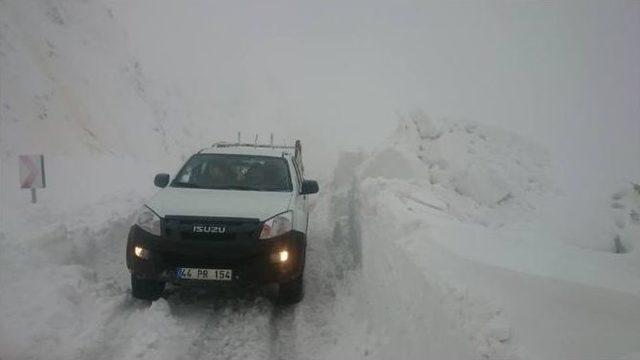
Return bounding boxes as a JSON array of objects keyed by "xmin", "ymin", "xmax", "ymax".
[{"xmin": 171, "ymin": 154, "xmax": 293, "ymax": 192}]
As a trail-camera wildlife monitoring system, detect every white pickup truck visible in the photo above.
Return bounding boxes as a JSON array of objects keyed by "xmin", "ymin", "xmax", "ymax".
[{"xmin": 126, "ymin": 141, "xmax": 319, "ymax": 304}]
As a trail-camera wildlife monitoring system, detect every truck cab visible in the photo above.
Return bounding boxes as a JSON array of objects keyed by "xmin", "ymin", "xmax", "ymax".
[{"xmin": 126, "ymin": 140, "xmax": 318, "ymax": 304}]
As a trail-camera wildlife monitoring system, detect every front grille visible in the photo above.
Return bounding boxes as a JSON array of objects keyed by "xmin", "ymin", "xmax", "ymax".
[{"xmin": 163, "ymin": 216, "xmax": 261, "ymax": 242}]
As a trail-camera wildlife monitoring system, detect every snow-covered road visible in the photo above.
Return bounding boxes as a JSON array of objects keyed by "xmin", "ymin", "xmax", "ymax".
[{"xmin": 0, "ymin": 165, "xmax": 475, "ymax": 360}]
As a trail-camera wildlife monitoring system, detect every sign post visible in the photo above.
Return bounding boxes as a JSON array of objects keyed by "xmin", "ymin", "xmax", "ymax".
[{"xmin": 19, "ymin": 155, "xmax": 45, "ymax": 203}]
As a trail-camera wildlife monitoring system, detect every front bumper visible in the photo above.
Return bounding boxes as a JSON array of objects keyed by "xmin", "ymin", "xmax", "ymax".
[{"xmin": 126, "ymin": 225, "xmax": 306, "ymax": 286}]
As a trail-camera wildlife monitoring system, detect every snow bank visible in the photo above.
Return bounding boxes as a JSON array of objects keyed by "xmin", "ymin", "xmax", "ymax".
[
  {"xmin": 359, "ymin": 111, "xmax": 550, "ymax": 227},
  {"xmin": 348, "ymin": 113, "xmax": 640, "ymax": 359},
  {"xmin": 610, "ymin": 185, "xmax": 640, "ymax": 256},
  {"xmin": 320, "ymin": 155, "xmax": 480, "ymax": 359},
  {"xmin": 402, "ymin": 111, "xmax": 547, "ymax": 205},
  {"xmin": 0, "ymin": 194, "xmax": 141, "ymax": 359},
  {"xmin": 355, "ymin": 178, "xmax": 522, "ymax": 359}
]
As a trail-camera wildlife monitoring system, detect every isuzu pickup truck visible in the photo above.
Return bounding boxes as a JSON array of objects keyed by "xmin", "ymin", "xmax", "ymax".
[{"xmin": 126, "ymin": 140, "xmax": 318, "ymax": 304}]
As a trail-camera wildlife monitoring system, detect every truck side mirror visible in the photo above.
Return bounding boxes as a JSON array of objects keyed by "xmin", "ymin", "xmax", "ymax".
[
  {"xmin": 301, "ymin": 180, "xmax": 319, "ymax": 195},
  {"xmin": 154, "ymin": 173, "xmax": 170, "ymax": 188}
]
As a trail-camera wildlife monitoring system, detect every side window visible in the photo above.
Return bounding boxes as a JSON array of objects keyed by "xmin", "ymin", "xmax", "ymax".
[
  {"xmin": 176, "ymin": 159, "xmax": 197, "ymax": 183},
  {"xmin": 175, "ymin": 156, "xmax": 205, "ymax": 184},
  {"xmin": 178, "ymin": 170, "xmax": 190, "ymax": 183}
]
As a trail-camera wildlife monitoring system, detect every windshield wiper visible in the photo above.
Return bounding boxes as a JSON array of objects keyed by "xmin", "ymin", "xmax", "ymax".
[
  {"xmin": 218, "ymin": 185, "xmax": 254, "ymax": 191},
  {"xmin": 171, "ymin": 181, "xmax": 202, "ymax": 189},
  {"xmin": 254, "ymin": 186, "xmax": 287, "ymax": 192},
  {"xmin": 172, "ymin": 183, "xmax": 283, "ymax": 191}
]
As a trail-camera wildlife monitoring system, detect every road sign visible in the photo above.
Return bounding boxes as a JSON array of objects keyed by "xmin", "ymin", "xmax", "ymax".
[
  {"xmin": 19, "ymin": 155, "xmax": 45, "ymax": 204},
  {"xmin": 19, "ymin": 155, "xmax": 46, "ymax": 189}
]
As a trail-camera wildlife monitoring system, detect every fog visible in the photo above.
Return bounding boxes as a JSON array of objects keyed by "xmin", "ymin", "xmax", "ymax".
[{"xmin": 115, "ymin": 0, "xmax": 639, "ymax": 188}]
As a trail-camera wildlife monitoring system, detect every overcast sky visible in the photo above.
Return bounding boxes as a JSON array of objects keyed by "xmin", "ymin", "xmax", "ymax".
[{"xmin": 115, "ymin": 0, "xmax": 639, "ymax": 190}]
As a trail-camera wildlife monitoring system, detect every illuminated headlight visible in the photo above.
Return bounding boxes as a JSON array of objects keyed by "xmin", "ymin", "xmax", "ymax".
[
  {"xmin": 259, "ymin": 211, "xmax": 293, "ymax": 240},
  {"xmin": 134, "ymin": 246, "xmax": 150, "ymax": 259},
  {"xmin": 270, "ymin": 250, "xmax": 289, "ymax": 263},
  {"xmin": 135, "ymin": 206, "xmax": 161, "ymax": 236},
  {"xmin": 279, "ymin": 250, "xmax": 289, "ymax": 262}
]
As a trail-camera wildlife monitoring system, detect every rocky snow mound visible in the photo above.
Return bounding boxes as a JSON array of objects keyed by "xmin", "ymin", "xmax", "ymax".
[{"xmin": 359, "ymin": 110, "xmax": 550, "ymax": 226}]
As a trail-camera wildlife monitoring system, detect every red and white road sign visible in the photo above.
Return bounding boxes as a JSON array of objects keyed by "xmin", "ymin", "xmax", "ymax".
[{"xmin": 19, "ymin": 155, "xmax": 46, "ymax": 189}]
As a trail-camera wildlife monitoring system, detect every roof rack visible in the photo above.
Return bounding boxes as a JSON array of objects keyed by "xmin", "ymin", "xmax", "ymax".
[
  {"xmin": 203, "ymin": 137, "xmax": 304, "ymax": 174},
  {"xmin": 210, "ymin": 142, "xmax": 296, "ymax": 150},
  {"xmin": 210, "ymin": 134, "xmax": 301, "ymax": 151}
]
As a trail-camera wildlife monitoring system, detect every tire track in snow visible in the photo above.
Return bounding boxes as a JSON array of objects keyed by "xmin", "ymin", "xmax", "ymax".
[
  {"xmin": 174, "ymin": 179, "xmax": 361, "ymax": 360},
  {"xmin": 169, "ymin": 291, "xmax": 273, "ymax": 360},
  {"xmin": 270, "ymin": 176, "xmax": 364, "ymax": 360},
  {"xmin": 268, "ymin": 306, "xmax": 298, "ymax": 360},
  {"xmin": 72, "ymin": 294, "xmax": 146, "ymax": 360},
  {"xmin": 172, "ymin": 177, "xmax": 362, "ymax": 360}
]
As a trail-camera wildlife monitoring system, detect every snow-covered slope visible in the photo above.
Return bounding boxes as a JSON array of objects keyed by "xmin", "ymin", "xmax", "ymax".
[
  {"xmin": 350, "ymin": 113, "xmax": 640, "ymax": 359},
  {"xmin": 0, "ymin": 0, "xmax": 223, "ymax": 226},
  {"xmin": 0, "ymin": 0, "xmax": 211, "ymax": 159}
]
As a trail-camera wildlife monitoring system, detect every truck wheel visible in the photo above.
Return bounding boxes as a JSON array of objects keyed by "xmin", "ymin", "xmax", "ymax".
[
  {"xmin": 277, "ymin": 275, "xmax": 304, "ymax": 305},
  {"xmin": 131, "ymin": 274, "xmax": 165, "ymax": 301}
]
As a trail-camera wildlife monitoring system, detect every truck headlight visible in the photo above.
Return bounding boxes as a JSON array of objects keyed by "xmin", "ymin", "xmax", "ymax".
[
  {"xmin": 259, "ymin": 211, "xmax": 293, "ymax": 240},
  {"xmin": 269, "ymin": 249, "xmax": 289, "ymax": 263},
  {"xmin": 134, "ymin": 246, "xmax": 151, "ymax": 259},
  {"xmin": 135, "ymin": 206, "xmax": 162, "ymax": 236}
]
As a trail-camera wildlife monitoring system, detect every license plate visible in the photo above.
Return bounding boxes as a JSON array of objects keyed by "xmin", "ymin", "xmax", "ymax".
[{"xmin": 176, "ymin": 267, "xmax": 232, "ymax": 281}]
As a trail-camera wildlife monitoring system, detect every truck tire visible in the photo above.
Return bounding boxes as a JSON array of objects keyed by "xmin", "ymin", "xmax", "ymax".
[
  {"xmin": 277, "ymin": 275, "xmax": 304, "ymax": 305},
  {"xmin": 131, "ymin": 274, "xmax": 165, "ymax": 301}
]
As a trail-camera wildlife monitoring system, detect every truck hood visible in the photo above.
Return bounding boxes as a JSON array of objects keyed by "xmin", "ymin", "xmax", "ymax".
[{"xmin": 146, "ymin": 187, "xmax": 293, "ymax": 221}]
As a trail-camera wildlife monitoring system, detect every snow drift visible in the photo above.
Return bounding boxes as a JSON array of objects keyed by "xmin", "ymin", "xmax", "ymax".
[
  {"xmin": 361, "ymin": 110, "xmax": 550, "ymax": 226},
  {"xmin": 611, "ymin": 185, "xmax": 640, "ymax": 256},
  {"xmin": 350, "ymin": 112, "xmax": 640, "ymax": 360}
]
